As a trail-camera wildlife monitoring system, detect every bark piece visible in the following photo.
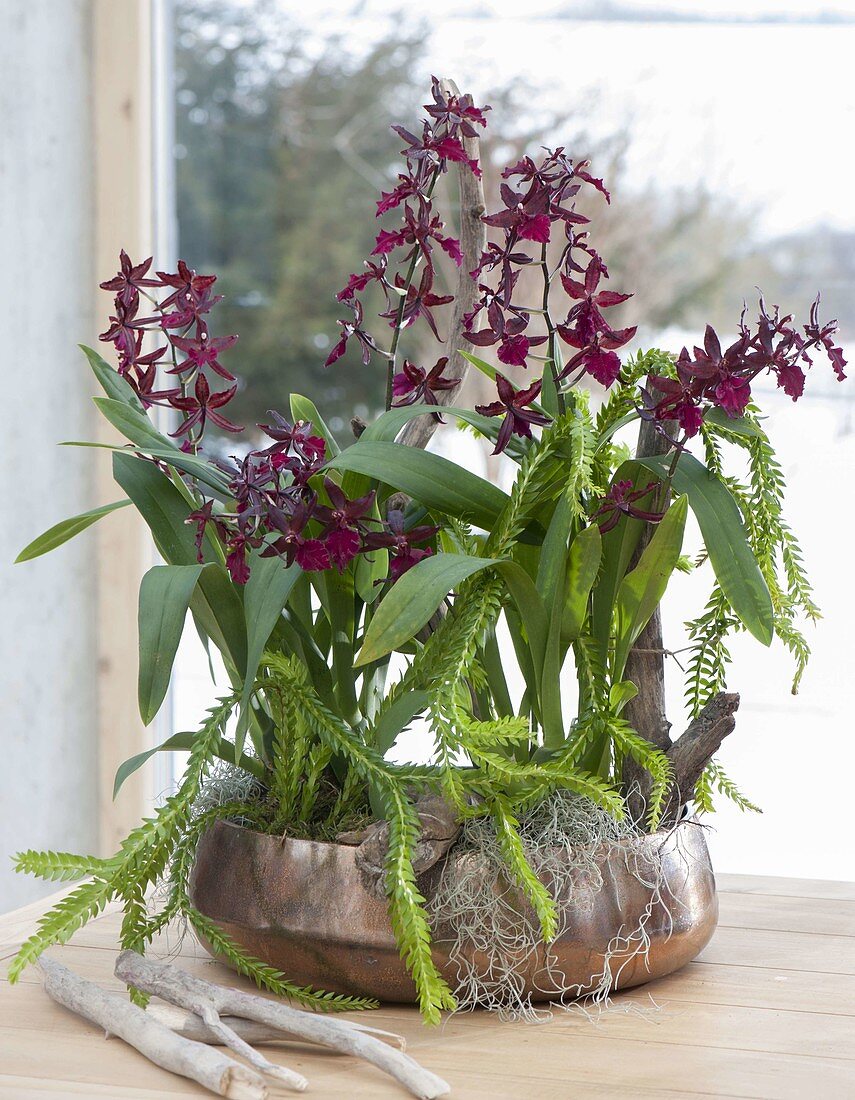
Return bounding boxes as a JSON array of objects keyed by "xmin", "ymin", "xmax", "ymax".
[
  {"xmin": 355, "ymin": 792, "xmax": 461, "ymax": 899},
  {"xmin": 38, "ymin": 957, "xmax": 268, "ymax": 1100},
  {"xmin": 398, "ymin": 77, "xmax": 487, "ymax": 451},
  {"xmin": 116, "ymin": 951, "xmax": 450, "ymax": 1100}
]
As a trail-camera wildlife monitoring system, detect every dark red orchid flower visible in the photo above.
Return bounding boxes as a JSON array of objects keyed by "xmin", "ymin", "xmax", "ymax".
[
  {"xmin": 363, "ymin": 509, "xmax": 439, "ymax": 581},
  {"xmin": 591, "ymin": 480, "xmax": 665, "ymax": 534},
  {"xmin": 168, "ymin": 373, "xmax": 243, "ymax": 437},
  {"xmin": 312, "ymin": 478, "xmax": 376, "ymax": 572},
  {"xmin": 380, "ymin": 267, "xmax": 453, "ymax": 340},
  {"xmin": 475, "ymin": 374, "xmax": 551, "ymax": 455},
  {"xmin": 262, "ymin": 501, "xmax": 330, "ymax": 571},
  {"xmin": 99, "ymin": 250, "xmax": 162, "ymax": 307},
  {"xmin": 169, "ymin": 333, "xmax": 238, "ymax": 381},
  {"xmin": 392, "ymin": 357, "xmax": 460, "ymax": 419},
  {"xmin": 325, "ymin": 298, "xmax": 382, "ymax": 367}
]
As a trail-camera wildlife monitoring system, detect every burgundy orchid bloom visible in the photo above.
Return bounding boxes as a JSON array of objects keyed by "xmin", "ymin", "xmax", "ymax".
[
  {"xmin": 156, "ymin": 260, "xmax": 217, "ymax": 308},
  {"xmin": 380, "ymin": 267, "xmax": 453, "ymax": 340},
  {"xmin": 591, "ymin": 480, "xmax": 665, "ymax": 534},
  {"xmin": 483, "ymin": 184, "xmax": 553, "ymax": 243},
  {"xmin": 336, "ymin": 257, "xmax": 389, "ymax": 303},
  {"xmin": 225, "ymin": 536, "xmax": 252, "ymax": 585},
  {"xmin": 312, "ymin": 479, "xmax": 376, "ymax": 572},
  {"xmin": 475, "ymin": 374, "xmax": 551, "ymax": 455},
  {"xmin": 168, "ymin": 373, "xmax": 243, "ymax": 437},
  {"xmin": 262, "ymin": 501, "xmax": 330, "ymax": 572},
  {"xmin": 169, "ymin": 333, "xmax": 238, "ymax": 380},
  {"xmin": 160, "ymin": 282, "xmax": 223, "ymax": 334},
  {"xmin": 363, "ymin": 509, "xmax": 439, "ymax": 581},
  {"xmin": 99, "ymin": 250, "xmax": 162, "ymax": 307},
  {"xmin": 392, "ymin": 356, "xmax": 459, "ymax": 419},
  {"xmin": 325, "ymin": 298, "xmax": 382, "ymax": 367},
  {"xmin": 258, "ymin": 412, "xmax": 326, "ymax": 462},
  {"xmin": 99, "ymin": 295, "xmax": 159, "ymax": 361},
  {"xmin": 423, "ymin": 76, "xmax": 490, "ymax": 136},
  {"xmin": 186, "ymin": 499, "xmax": 227, "ymax": 563}
]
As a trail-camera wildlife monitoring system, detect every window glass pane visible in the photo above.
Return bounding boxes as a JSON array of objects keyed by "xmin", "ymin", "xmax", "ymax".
[{"xmin": 169, "ymin": 0, "xmax": 855, "ymax": 878}]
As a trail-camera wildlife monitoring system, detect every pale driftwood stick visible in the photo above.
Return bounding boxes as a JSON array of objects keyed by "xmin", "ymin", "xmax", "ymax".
[
  {"xmin": 660, "ymin": 691, "xmax": 740, "ymax": 825},
  {"xmin": 146, "ymin": 1003, "xmax": 296, "ymax": 1044},
  {"xmin": 398, "ymin": 76, "xmax": 487, "ymax": 451},
  {"xmin": 148, "ymin": 1001, "xmax": 407, "ymax": 1052},
  {"xmin": 38, "ymin": 957, "xmax": 267, "ymax": 1100},
  {"xmin": 116, "ymin": 951, "xmax": 450, "ymax": 1100}
]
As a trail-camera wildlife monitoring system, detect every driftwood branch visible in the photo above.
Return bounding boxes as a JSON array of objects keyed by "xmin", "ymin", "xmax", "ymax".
[
  {"xmin": 623, "ymin": 395, "xmax": 676, "ymax": 822},
  {"xmin": 147, "ymin": 1002, "xmax": 406, "ymax": 1051},
  {"xmin": 39, "ymin": 957, "xmax": 268, "ymax": 1099},
  {"xmin": 116, "ymin": 951, "xmax": 450, "ymax": 1100},
  {"xmin": 398, "ymin": 77, "xmax": 487, "ymax": 451},
  {"xmin": 662, "ymin": 691, "xmax": 740, "ymax": 823},
  {"xmin": 145, "ymin": 1003, "xmax": 301, "ymax": 1044}
]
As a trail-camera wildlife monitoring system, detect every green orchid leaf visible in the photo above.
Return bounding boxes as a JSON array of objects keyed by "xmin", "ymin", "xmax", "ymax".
[
  {"xmin": 494, "ymin": 559, "xmax": 549, "ymax": 693},
  {"xmin": 113, "ymin": 729, "xmax": 264, "ymax": 799},
  {"xmin": 371, "ymin": 689, "xmax": 430, "ymax": 754},
  {"xmin": 113, "ymin": 453, "xmax": 248, "ymax": 679},
  {"xmin": 704, "ymin": 407, "xmax": 762, "ymax": 438},
  {"xmin": 562, "ymin": 523, "xmax": 602, "ymax": 644},
  {"xmin": 362, "ymin": 402, "xmax": 528, "ymax": 461},
  {"xmin": 613, "ymin": 494, "xmax": 689, "ymax": 677},
  {"xmin": 93, "ymin": 397, "xmax": 176, "ymax": 453},
  {"xmin": 590, "ymin": 461, "xmax": 653, "ymax": 659},
  {"xmin": 536, "ymin": 496, "xmax": 574, "ymax": 748},
  {"xmin": 235, "ymin": 556, "xmax": 301, "ymax": 753},
  {"xmin": 138, "ymin": 564, "xmax": 207, "ymax": 725},
  {"xmin": 327, "ymin": 441, "xmax": 509, "ymax": 531},
  {"xmin": 356, "ymin": 553, "xmax": 498, "ymax": 666},
  {"xmin": 16, "ymin": 499, "xmax": 131, "ymax": 562},
  {"xmin": 609, "ymin": 679, "xmax": 639, "ymax": 715},
  {"xmin": 638, "ymin": 451, "xmax": 774, "ymax": 645},
  {"xmin": 80, "ymin": 344, "xmax": 146, "ymax": 411},
  {"xmin": 62, "ymin": 437, "xmax": 233, "ymax": 496}
]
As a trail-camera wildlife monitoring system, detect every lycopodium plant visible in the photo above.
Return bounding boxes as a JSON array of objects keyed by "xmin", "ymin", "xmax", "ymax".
[{"xmin": 11, "ymin": 78, "xmax": 846, "ymax": 1024}]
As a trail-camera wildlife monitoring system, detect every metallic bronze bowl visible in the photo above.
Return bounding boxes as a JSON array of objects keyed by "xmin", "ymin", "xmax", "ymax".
[{"xmin": 189, "ymin": 818, "xmax": 717, "ymax": 1004}]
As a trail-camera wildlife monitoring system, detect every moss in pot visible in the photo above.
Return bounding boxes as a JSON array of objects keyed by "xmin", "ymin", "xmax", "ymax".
[{"xmin": 10, "ymin": 77, "xmax": 846, "ymax": 1026}]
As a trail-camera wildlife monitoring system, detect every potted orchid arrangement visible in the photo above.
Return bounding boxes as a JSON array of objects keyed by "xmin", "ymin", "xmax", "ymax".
[{"xmin": 9, "ymin": 78, "xmax": 846, "ymax": 1025}]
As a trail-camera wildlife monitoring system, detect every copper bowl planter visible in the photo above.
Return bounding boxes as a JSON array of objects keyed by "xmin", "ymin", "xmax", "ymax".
[{"xmin": 189, "ymin": 818, "xmax": 718, "ymax": 1004}]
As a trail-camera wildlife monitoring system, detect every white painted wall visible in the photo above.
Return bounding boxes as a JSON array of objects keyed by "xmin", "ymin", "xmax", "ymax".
[{"xmin": 0, "ymin": 0, "xmax": 100, "ymax": 910}]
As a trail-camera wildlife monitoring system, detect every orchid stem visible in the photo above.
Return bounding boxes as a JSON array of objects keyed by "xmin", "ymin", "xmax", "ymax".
[
  {"xmin": 384, "ymin": 166, "xmax": 442, "ymax": 411},
  {"xmin": 540, "ymin": 241, "xmax": 565, "ymax": 415}
]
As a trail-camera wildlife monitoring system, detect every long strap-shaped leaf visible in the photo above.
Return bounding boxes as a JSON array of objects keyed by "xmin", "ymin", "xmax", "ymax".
[
  {"xmin": 638, "ymin": 451, "xmax": 774, "ymax": 646},
  {"xmin": 355, "ymin": 553, "xmax": 499, "ymax": 666},
  {"xmin": 612, "ymin": 495, "xmax": 688, "ymax": 679},
  {"xmin": 138, "ymin": 564, "xmax": 208, "ymax": 725},
  {"xmin": 16, "ymin": 499, "xmax": 131, "ymax": 562},
  {"xmin": 326, "ymin": 441, "xmax": 509, "ymax": 532}
]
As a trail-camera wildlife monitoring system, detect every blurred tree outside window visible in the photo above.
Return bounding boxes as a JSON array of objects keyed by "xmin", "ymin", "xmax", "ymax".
[{"xmin": 175, "ymin": 0, "xmax": 855, "ymax": 447}]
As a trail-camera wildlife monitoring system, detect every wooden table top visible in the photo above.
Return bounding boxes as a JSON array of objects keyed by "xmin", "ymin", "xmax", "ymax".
[{"xmin": 1, "ymin": 873, "xmax": 853, "ymax": 1099}]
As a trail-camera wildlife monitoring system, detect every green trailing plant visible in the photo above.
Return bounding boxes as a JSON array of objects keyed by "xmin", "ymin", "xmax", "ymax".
[{"xmin": 11, "ymin": 79, "xmax": 846, "ymax": 1023}]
